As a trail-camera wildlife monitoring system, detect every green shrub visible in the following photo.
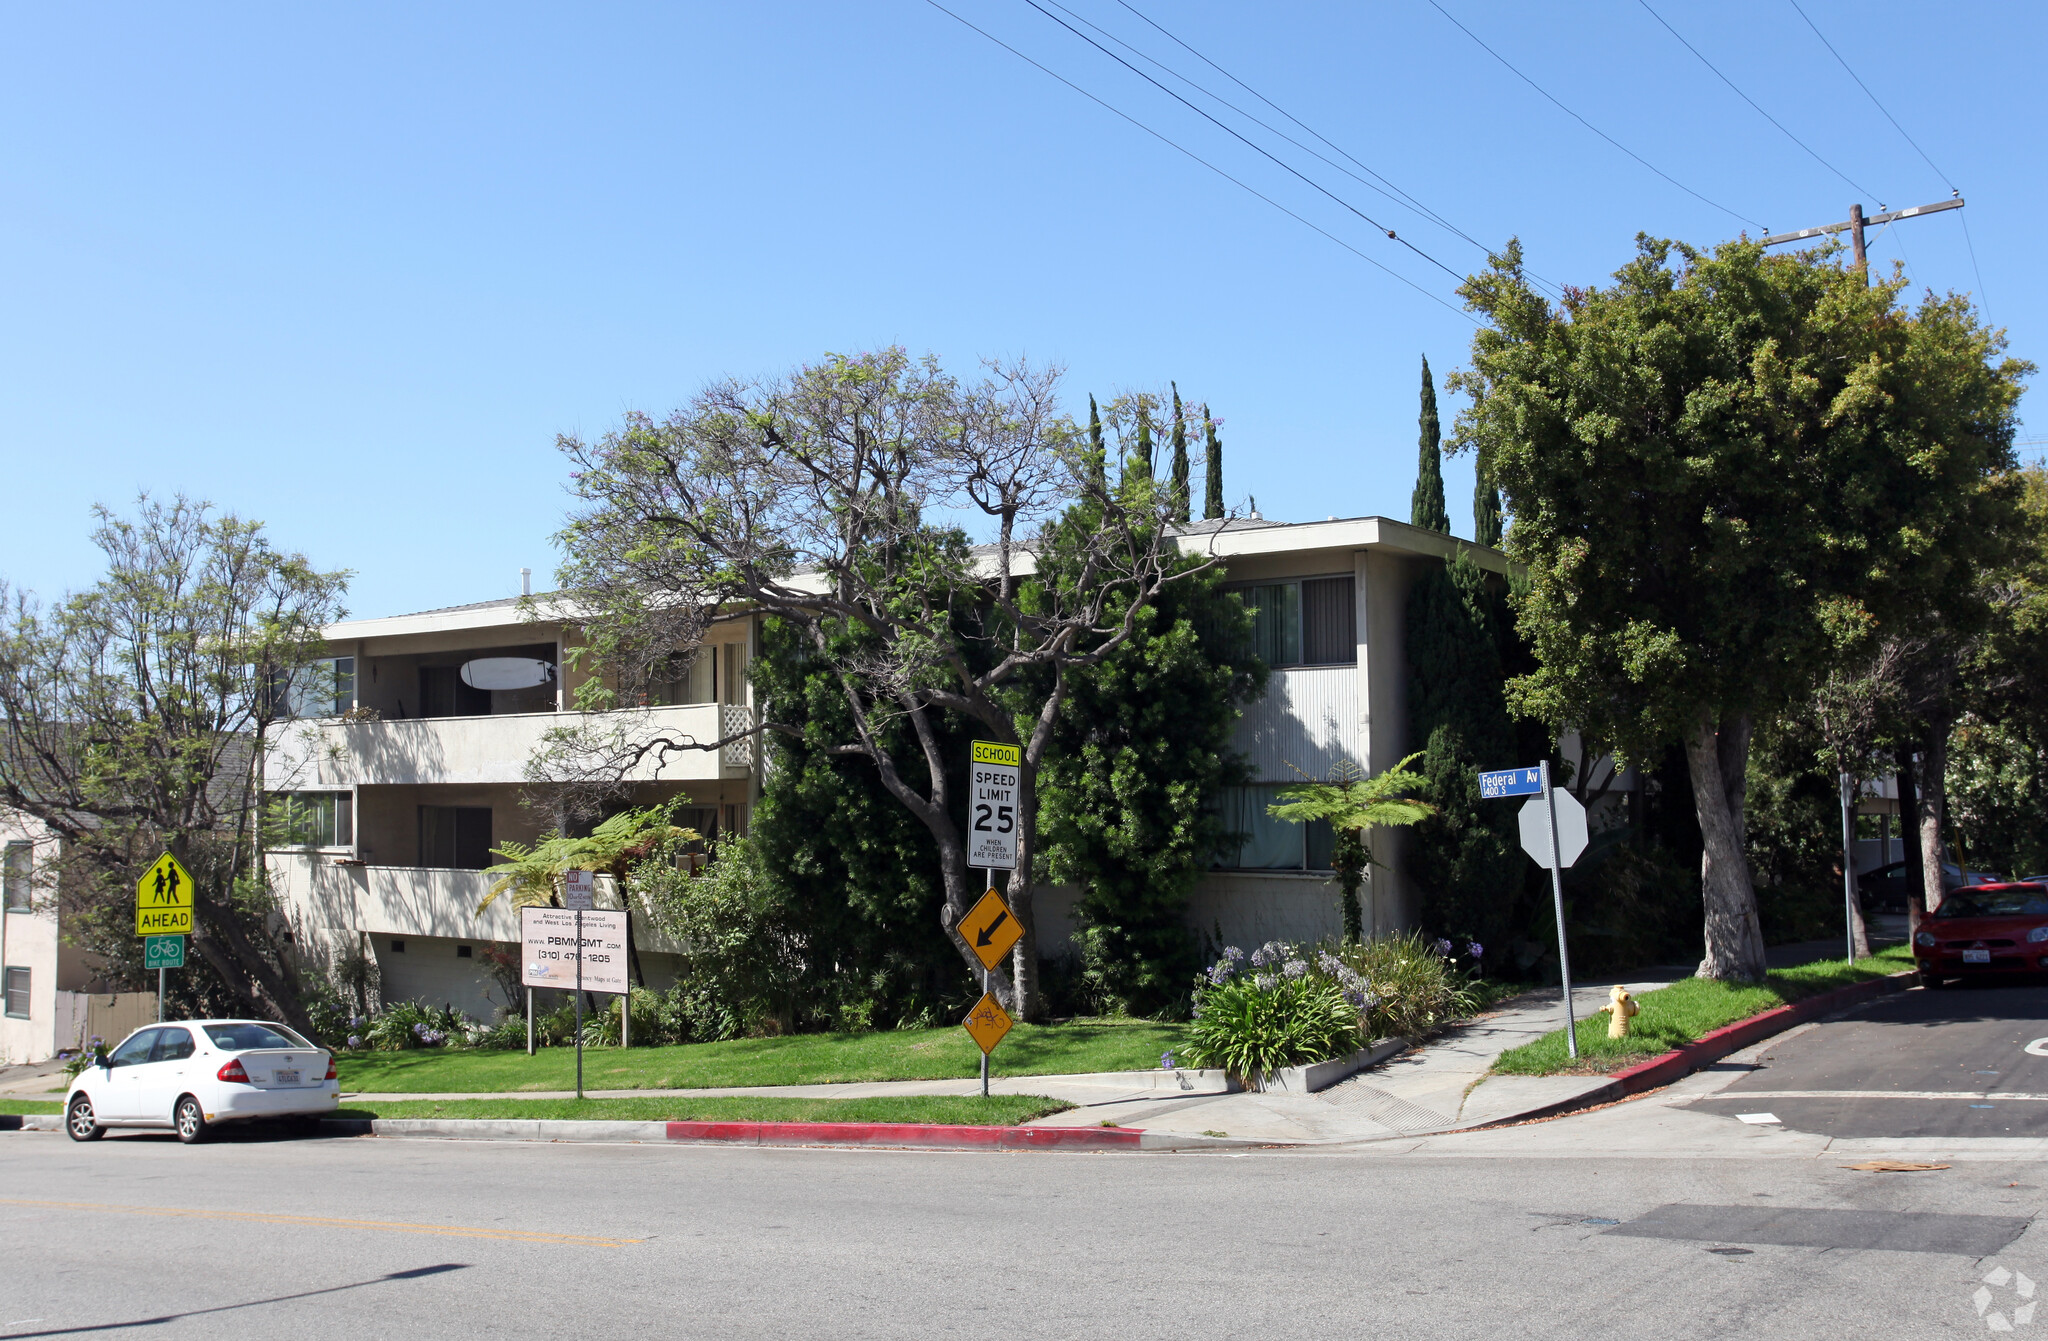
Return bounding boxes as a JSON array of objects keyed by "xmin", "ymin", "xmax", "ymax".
[
  {"xmin": 1179, "ymin": 945, "xmax": 1362, "ymax": 1083},
  {"xmin": 364, "ymin": 1000, "xmax": 467, "ymax": 1050},
  {"xmin": 1324, "ymin": 930, "xmax": 1484, "ymax": 1042}
]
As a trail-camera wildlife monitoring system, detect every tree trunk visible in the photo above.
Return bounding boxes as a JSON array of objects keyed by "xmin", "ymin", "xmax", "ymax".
[
  {"xmin": 1007, "ymin": 761, "xmax": 1042, "ymax": 1022},
  {"xmin": 1914, "ymin": 716, "xmax": 1953, "ymax": 916},
  {"xmin": 1894, "ymin": 746, "xmax": 1925, "ymax": 935},
  {"xmin": 1839, "ymin": 774, "xmax": 1871, "ymax": 961},
  {"xmin": 1684, "ymin": 712, "xmax": 1766, "ymax": 981}
]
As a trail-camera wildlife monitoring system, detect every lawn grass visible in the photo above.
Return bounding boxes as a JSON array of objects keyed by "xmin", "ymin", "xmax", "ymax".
[
  {"xmin": 1492, "ymin": 945, "xmax": 1915, "ymax": 1077},
  {"xmin": 0, "ymin": 1098, "xmax": 62, "ymax": 1116},
  {"xmin": 332, "ymin": 1094, "xmax": 1073, "ymax": 1125},
  {"xmin": 335, "ymin": 1018, "xmax": 1185, "ymax": 1094}
]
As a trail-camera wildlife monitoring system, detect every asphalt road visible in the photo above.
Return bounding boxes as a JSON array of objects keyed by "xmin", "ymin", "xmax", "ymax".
[
  {"xmin": 1, "ymin": 1128, "xmax": 2041, "ymax": 1340},
  {"xmin": 1687, "ymin": 978, "xmax": 2048, "ymax": 1138}
]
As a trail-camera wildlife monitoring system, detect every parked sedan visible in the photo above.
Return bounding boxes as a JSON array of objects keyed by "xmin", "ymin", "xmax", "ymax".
[
  {"xmin": 65, "ymin": 1019, "xmax": 339, "ymax": 1143},
  {"xmin": 1913, "ymin": 883, "xmax": 2048, "ymax": 987}
]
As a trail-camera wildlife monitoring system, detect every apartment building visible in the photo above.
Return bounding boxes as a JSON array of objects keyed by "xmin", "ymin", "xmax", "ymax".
[{"xmin": 264, "ymin": 515, "xmax": 1507, "ymax": 1021}]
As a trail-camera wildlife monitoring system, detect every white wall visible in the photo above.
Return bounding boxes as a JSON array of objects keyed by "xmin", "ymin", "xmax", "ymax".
[{"xmin": 0, "ymin": 816, "xmax": 62, "ymax": 1063}]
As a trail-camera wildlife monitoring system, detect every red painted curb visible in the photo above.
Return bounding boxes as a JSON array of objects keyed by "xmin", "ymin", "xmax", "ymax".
[
  {"xmin": 1609, "ymin": 970, "xmax": 1913, "ymax": 1094},
  {"xmin": 663, "ymin": 1120, "xmax": 1144, "ymax": 1150}
]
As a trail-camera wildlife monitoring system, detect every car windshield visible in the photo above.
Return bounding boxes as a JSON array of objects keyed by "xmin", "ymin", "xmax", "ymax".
[
  {"xmin": 1935, "ymin": 887, "xmax": 2048, "ymax": 918},
  {"xmin": 203, "ymin": 1022, "xmax": 313, "ymax": 1051}
]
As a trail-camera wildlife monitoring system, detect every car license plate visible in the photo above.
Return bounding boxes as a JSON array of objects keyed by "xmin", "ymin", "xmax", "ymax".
[
  {"xmin": 272, "ymin": 1068, "xmax": 301, "ymax": 1084},
  {"xmin": 1964, "ymin": 949, "xmax": 1991, "ymax": 964}
]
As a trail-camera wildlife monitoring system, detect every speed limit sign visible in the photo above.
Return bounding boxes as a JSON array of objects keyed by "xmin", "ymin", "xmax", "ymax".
[{"xmin": 968, "ymin": 740, "xmax": 1020, "ymax": 871}]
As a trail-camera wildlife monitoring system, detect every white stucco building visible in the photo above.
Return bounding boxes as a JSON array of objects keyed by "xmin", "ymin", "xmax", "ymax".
[{"xmin": 264, "ymin": 515, "xmax": 1508, "ymax": 1021}]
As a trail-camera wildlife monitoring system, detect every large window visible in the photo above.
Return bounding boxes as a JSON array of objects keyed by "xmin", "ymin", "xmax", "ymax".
[
  {"xmin": 275, "ymin": 657, "xmax": 355, "ymax": 719},
  {"xmin": 267, "ymin": 793, "xmax": 354, "ymax": 848},
  {"xmin": 1239, "ymin": 576, "xmax": 1355, "ymax": 667},
  {"xmin": 419, "ymin": 806, "xmax": 493, "ymax": 870},
  {"xmin": 1214, "ymin": 786, "xmax": 1336, "ymax": 870},
  {"xmin": 3, "ymin": 966, "xmax": 27, "ymax": 1018},
  {"xmin": 3, "ymin": 843, "xmax": 30, "ymax": 911},
  {"xmin": 645, "ymin": 652, "xmax": 715, "ymax": 706}
]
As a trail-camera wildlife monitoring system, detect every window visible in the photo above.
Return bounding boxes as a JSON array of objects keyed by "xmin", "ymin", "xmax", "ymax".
[
  {"xmin": 1214, "ymin": 786, "xmax": 1337, "ymax": 871},
  {"xmin": 202, "ymin": 1022, "xmax": 310, "ymax": 1050},
  {"xmin": 2, "ymin": 966, "xmax": 27, "ymax": 1018},
  {"xmin": 3, "ymin": 843, "xmax": 30, "ymax": 911},
  {"xmin": 274, "ymin": 657, "xmax": 355, "ymax": 719},
  {"xmin": 419, "ymin": 806, "xmax": 492, "ymax": 870},
  {"xmin": 151, "ymin": 1027, "xmax": 196, "ymax": 1062},
  {"xmin": 456, "ymin": 944, "xmax": 473, "ymax": 958},
  {"xmin": 1237, "ymin": 576, "xmax": 1355, "ymax": 667},
  {"xmin": 390, "ymin": 939, "xmax": 406, "ymax": 953},
  {"xmin": 267, "ymin": 792, "xmax": 353, "ymax": 848},
  {"xmin": 108, "ymin": 1027, "xmax": 157, "ymax": 1064},
  {"xmin": 645, "ymin": 652, "xmax": 714, "ymax": 706},
  {"xmin": 419, "ymin": 665, "xmax": 491, "ymax": 718}
]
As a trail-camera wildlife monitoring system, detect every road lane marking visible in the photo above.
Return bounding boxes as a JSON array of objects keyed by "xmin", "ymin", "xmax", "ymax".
[
  {"xmin": 0, "ymin": 1198, "xmax": 642, "ymax": 1246},
  {"xmin": 1699, "ymin": 1091, "xmax": 2048, "ymax": 1101},
  {"xmin": 2025, "ymin": 1039, "xmax": 2048, "ymax": 1057}
]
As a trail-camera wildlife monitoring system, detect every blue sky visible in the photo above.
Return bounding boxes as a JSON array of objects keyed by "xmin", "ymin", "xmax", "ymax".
[{"xmin": 3, "ymin": 2, "xmax": 2036, "ymax": 620}]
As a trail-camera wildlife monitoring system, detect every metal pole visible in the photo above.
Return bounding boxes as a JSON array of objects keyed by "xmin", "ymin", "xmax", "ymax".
[
  {"xmin": 1839, "ymin": 772, "xmax": 1860, "ymax": 964},
  {"xmin": 526, "ymin": 986, "xmax": 534, "ymax": 1057},
  {"xmin": 157, "ymin": 967, "xmax": 165, "ymax": 1023},
  {"xmin": 980, "ymin": 867, "xmax": 990, "ymax": 1098},
  {"xmin": 574, "ymin": 908, "xmax": 584, "ymax": 1102},
  {"xmin": 1542, "ymin": 761, "xmax": 1577, "ymax": 1060}
]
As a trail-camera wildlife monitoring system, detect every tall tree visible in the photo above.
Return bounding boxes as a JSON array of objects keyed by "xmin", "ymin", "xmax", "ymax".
[
  {"xmin": 1168, "ymin": 383, "xmax": 1192, "ymax": 525},
  {"xmin": 1086, "ymin": 394, "xmax": 1108, "ymax": 497},
  {"xmin": 1202, "ymin": 405, "xmax": 1224, "ymax": 521},
  {"xmin": 0, "ymin": 497, "xmax": 349, "ymax": 1030},
  {"xmin": 1411, "ymin": 356, "xmax": 1449, "ymax": 533},
  {"xmin": 1473, "ymin": 439, "xmax": 1504, "ymax": 548},
  {"xmin": 1452, "ymin": 237, "xmax": 2025, "ymax": 981},
  {"xmin": 550, "ymin": 349, "xmax": 1215, "ymax": 1018}
]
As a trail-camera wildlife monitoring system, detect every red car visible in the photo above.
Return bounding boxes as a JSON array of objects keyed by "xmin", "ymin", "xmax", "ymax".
[{"xmin": 1914, "ymin": 882, "xmax": 2048, "ymax": 986}]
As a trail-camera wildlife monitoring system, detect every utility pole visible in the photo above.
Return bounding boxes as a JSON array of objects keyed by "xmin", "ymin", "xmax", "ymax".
[{"xmin": 1761, "ymin": 196, "xmax": 1965, "ymax": 282}]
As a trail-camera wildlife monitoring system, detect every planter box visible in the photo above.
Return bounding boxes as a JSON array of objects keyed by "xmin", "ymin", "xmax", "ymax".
[{"xmin": 1247, "ymin": 1036, "xmax": 1410, "ymax": 1094}]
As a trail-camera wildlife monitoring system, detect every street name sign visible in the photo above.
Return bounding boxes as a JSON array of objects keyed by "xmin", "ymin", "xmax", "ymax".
[
  {"xmin": 135, "ymin": 852, "xmax": 195, "ymax": 935},
  {"xmin": 520, "ymin": 906, "xmax": 628, "ymax": 995},
  {"xmin": 143, "ymin": 935, "xmax": 187, "ymax": 970},
  {"xmin": 963, "ymin": 992, "xmax": 1013, "ymax": 1056},
  {"xmin": 562, "ymin": 869, "xmax": 597, "ymax": 911},
  {"xmin": 956, "ymin": 888, "xmax": 1021, "ymax": 972},
  {"xmin": 1478, "ymin": 766, "xmax": 1544, "ymax": 799},
  {"xmin": 967, "ymin": 740, "xmax": 1020, "ymax": 871},
  {"xmin": 1518, "ymin": 789, "xmax": 1588, "ymax": 870}
]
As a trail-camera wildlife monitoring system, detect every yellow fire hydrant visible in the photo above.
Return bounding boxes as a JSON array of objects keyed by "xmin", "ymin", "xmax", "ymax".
[{"xmin": 1608, "ymin": 985, "xmax": 1639, "ymax": 1040}]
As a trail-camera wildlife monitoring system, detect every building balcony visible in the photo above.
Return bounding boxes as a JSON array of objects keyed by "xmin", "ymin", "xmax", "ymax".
[
  {"xmin": 268, "ymin": 703, "xmax": 752, "ymax": 789},
  {"xmin": 271, "ymin": 855, "xmax": 683, "ymax": 954}
]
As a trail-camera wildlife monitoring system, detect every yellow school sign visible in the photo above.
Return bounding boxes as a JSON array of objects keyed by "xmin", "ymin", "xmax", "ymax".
[{"xmin": 136, "ymin": 852, "xmax": 195, "ymax": 935}]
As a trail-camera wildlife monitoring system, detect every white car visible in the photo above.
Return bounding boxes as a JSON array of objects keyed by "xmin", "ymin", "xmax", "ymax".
[{"xmin": 65, "ymin": 1019, "xmax": 340, "ymax": 1143}]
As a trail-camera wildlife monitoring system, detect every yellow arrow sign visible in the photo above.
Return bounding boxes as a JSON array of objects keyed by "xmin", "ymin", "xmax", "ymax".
[
  {"xmin": 956, "ymin": 888, "xmax": 1020, "ymax": 971},
  {"xmin": 135, "ymin": 852, "xmax": 195, "ymax": 936},
  {"xmin": 962, "ymin": 992, "xmax": 1013, "ymax": 1056}
]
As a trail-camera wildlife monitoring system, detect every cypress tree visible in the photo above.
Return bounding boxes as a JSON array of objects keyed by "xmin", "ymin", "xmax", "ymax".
[
  {"xmin": 1131, "ymin": 398, "xmax": 1155, "ymax": 482},
  {"xmin": 1087, "ymin": 395, "xmax": 1108, "ymax": 497},
  {"xmin": 1411, "ymin": 355, "xmax": 1449, "ymax": 533},
  {"xmin": 1474, "ymin": 441, "xmax": 1504, "ymax": 547},
  {"xmin": 1168, "ymin": 383, "xmax": 1191, "ymax": 524},
  {"xmin": 1202, "ymin": 404, "xmax": 1224, "ymax": 520}
]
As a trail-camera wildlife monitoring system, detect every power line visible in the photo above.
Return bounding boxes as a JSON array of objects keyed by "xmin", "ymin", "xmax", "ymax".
[
  {"xmin": 1634, "ymin": 0, "xmax": 1878, "ymax": 204},
  {"xmin": 1018, "ymin": 0, "xmax": 1472, "ymax": 287},
  {"xmin": 1086, "ymin": 0, "xmax": 1564, "ymax": 299},
  {"xmin": 1785, "ymin": 0, "xmax": 1953, "ymax": 191},
  {"xmin": 918, "ymin": 0, "xmax": 1475, "ymax": 322},
  {"xmin": 1424, "ymin": 0, "xmax": 1765, "ymax": 232},
  {"xmin": 1783, "ymin": 0, "xmax": 1989, "ymax": 321}
]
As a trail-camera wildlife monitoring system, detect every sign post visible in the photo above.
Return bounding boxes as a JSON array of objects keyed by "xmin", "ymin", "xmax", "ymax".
[
  {"xmin": 1478, "ymin": 765, "xmax": 1584, "ymax": 1059},
  {"xmin": 135, "ymin": 853, "xmax": 194, "ymax": 1022},
  {"xmin": 557, "ymin": 873, "xmax": 601, "ymax": 1100},
  {"xmin": 963, "ymin": 742, "xmax": 1022, "ymax": 1096}
]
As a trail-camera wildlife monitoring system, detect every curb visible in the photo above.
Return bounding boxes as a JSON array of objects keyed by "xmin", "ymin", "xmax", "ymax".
[{"xmin": 1468, "ymin": 969, "xmax": 1917, "ymax": 1129}]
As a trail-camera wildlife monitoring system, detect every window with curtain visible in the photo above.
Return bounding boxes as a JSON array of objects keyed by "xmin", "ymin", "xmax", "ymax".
[
  {"xmin": 1213, "ymin": 786, "xmax": 1337, "ymax": 870},
  {"xmin": 3, "ymin": 843, "xmax": 30, "ymax": 910},
  {"xmin": 419, "ymin": 805, "xmax": 493, "ymax": 869},
  {"xmin": 646, "ymin": 652, "xmax": 714, "ymax": 706},
  {"xmin": 1235, "ymin": 576, "xmax": 1355, "ymax": 667},
  {"xmin": 3, "ymin": 967, "xmax": 27, "ymax": 1018}
]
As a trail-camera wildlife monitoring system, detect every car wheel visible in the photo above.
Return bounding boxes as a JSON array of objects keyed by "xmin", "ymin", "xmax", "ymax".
[
  {"xmin": 65, "ymin": 1095, "xmax": 104, "ymax": 1142},
  {"xmin": 173, "ymin": 1095, "xmax": 210, "ymax": 1144}
]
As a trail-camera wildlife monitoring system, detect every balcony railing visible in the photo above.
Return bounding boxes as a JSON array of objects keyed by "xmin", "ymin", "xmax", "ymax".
[{"xmin": 268, "ymin": 703, "xmax": 739, "ymax": 789}]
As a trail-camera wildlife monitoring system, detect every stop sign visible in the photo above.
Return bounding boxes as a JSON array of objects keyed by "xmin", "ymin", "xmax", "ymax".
[{"xmin": 1518, "ymin": 788, "xmax": 1588, "ymax": 870}]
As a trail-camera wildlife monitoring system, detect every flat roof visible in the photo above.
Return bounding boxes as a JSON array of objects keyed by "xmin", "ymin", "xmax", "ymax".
[{"xmin": 322, "ymin": 515, "xmax": 1508, "ymax": 640}]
